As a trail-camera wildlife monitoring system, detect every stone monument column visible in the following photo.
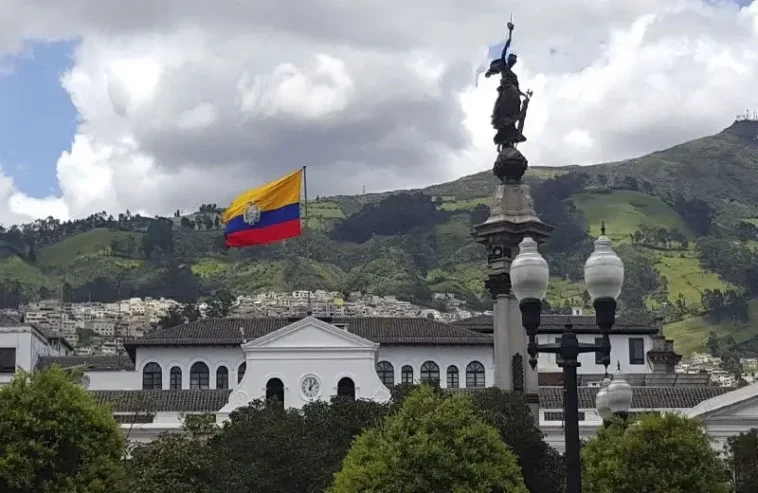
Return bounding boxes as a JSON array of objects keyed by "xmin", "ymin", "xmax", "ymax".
[
  {"xmin": 473, "ymin": 17, "xmax": 552, "ymax": 419},
  {"xmin": 474, "ymin": 151, "xmax": 552, "ymax": 419}
]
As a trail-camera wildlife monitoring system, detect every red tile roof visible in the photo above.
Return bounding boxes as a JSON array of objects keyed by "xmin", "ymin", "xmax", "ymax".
[{"xmin": 126, "ymin": 317, "xmax": 494, "ymax": 351}]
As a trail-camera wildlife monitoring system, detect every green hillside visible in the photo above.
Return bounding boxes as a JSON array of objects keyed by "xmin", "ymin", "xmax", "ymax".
[
  {"xmin": 573, "ymin": 190, "xmax": 692, "ymax": 242},
  {"xmin": 3, "ymin": 122, "xmax": 758, "ymax": 355},
  {"xmin": 38, "ymin": 229, "xmax": 144, "ymax": 267},
  {"xmin": 664, "ymin": 299, "xmax": 758, "ymax": 355},
  {"xmin": 587, "ymin": 119, "xmax": 758, "ymax": 228}
]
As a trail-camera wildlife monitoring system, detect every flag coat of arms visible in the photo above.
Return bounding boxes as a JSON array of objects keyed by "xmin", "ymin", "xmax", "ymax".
[{"xmin": 222, "ymin": 169, "xmax": 303, "ymax": 248}]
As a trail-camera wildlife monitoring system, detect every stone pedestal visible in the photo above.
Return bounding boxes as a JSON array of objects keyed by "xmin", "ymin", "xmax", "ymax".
[
  {"xmin": 474, "ymin": 149, "xmax": 552, "ymax": 421},
  {"xmin": 647, "ymin": 320, "xmax": 682, "ymax": 374}
]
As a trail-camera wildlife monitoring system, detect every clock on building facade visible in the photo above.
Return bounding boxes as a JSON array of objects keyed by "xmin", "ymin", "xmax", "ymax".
[{"xmin": 300, "ymin": 375, "xmax": 321, "ymax": 400}]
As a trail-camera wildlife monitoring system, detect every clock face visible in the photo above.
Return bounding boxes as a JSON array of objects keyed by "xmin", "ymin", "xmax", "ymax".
[{"xmin": 301, "ymin": 376, "xmax": 321, "ymax": 400}]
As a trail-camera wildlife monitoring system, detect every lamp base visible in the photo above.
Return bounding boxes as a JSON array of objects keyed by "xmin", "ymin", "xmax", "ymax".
[
  {"xmin": 518, "ymin": 298, "xmax": 542, "ymax": 333},
  {"xmin": 593, "ymin": 297, "xmax": 617, "ymax": 331}
]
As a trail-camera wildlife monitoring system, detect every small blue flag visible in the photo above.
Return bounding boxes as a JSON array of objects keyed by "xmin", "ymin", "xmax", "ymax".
[{"xmin": 475, "ymin": 40, "xmax": 512, "ymax": 87}]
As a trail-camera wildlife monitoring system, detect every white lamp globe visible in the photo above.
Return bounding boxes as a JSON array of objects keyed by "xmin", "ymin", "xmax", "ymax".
[
  {"xmin": 595, "ymin": 378, "xmax": 613, "ymax": 421},
  {"xmin": 584, "ymin": 232, "xmax": 624, "ymax": 301},
  {"xmin": 607, "ymin": 372, "xmax": 633, "ymax": 414},
  {"xmin": 511, "ymin": 237, "xmax": 549, "ymax": 301}
]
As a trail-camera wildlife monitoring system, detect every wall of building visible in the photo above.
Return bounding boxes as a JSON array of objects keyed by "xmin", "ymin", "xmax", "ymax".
[
  {"xmin": 135, "ymin": 346, "xmax": 246, "ymax": 390},
  {"xmin": 536, "ymin": 333, "xmax": 654, "ymax": 374},
  {"xmin": 0, "ymin": 329, "xmax": 30, "ymax": 385},
  {"xmin": 127, "ymin": 344, "xmax": 496, "ymax": 392},
  {"xmin": 86, "ymin": 370, "xmax": 140, "ymax": 390},
  {"xmin": 1, "ymin": 326, "xmax": 72, "ymax": 384},
  {"xmin": 226, "ymin": 345, "xmax": 388, "ymax": 412},
  {"xmin": 79, "ymin": 332, "xmax": 652, "ymax": 392},
  {"xmin": 377, "ymin": 345, "xmax": 494, "ymax": 388},
  {"xmin": 30, "ymin": 331, "xmax": 52, "ymax": 369},
  {"xmin": 0, "ymin": 329, "xmax": 33, "ymax": 371}
]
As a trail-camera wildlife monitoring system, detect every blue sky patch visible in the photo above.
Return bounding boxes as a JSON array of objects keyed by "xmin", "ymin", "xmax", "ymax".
[{"xmin": 0, "ymin": 40, "xmax": 78, "ymax": 197}]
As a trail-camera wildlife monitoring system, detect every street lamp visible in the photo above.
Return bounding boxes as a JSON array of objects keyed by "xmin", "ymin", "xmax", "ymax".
[
  {"xmin": 606, "ymin": 366, "xmax": 633, "ymax": 421},
  {"xmin": 595, "ymin": 369, "xmax": 633, "ymax": 425},
  {"xmin": 595, "ymin": 377, "xmax": 613, "ymax": 424},
  {"xmin": 511, "ymin": 230, "xmax": 624, "ymax": 493}
]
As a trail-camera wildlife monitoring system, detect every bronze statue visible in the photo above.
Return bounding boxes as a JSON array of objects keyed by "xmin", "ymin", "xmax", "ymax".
[{"xmin": 485, "ymin": 19, "xmax": 531, "ymax": 151}]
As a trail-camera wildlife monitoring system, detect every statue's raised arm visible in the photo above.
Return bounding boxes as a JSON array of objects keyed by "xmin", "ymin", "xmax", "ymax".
[
  {"xmin": 500, "ymin": 20, "xmax": 514, "ymax": 64},
  {"xmin": 485, "ymin": 20, "xmax": 515, "ymax": 78}
]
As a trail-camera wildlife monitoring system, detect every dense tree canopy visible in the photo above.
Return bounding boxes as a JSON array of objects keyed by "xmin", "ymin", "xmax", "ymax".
[
  {"xmin": 531, "ymin": 172, "xmax": 590, "ymax": 257},
  {"xmin": 204, "ymin": 396, "xmax": 389, "ymax": 493},
  {"xmin": 582, "ymin": 413, "xmax": 730, "ymax": 493},
  {"xmin": 0, "ymin": 367, "xmax": 126, "ymax": 493},
  {"xmin": 330, "ymin": 192, "xmax": 449, "ymax": 243},
  {"xmin": 728, "ymin": 429, "xmax": 758, "ymax": 493},
  {"xmin": 126, "ymin": 386, "xmax": 563, "ymax": 493},
  {"xmin": 673, "ymin": 196, "xmax": 713, "ymax": 236},
  {"xmin": 127, "ymin": 414, "xmax": 216, "ymax": 493},
  {"xmin": 470, "ymin": 389, "xmax": 565, "ymax": 493},
  {"xmin": 329, "ymin": 386, "xmax": 528, "ymax": 493}
]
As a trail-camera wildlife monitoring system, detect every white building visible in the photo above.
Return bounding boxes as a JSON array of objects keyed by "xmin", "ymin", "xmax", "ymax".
[
  {"xmin": 8, "ymin": 313, "xmax": 755, "ymax": 450},
  {"xmin": 0, "ymin": 313, "xmax": 73, "ymax": 385}
]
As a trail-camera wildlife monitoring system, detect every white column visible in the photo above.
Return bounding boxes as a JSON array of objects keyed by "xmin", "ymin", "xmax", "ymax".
[{"xmin": 493, "ymin": 293, "xmax": 513, "ymax": 389}]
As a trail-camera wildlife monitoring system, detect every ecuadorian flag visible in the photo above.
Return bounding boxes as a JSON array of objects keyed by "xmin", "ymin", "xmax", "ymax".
[{"xmin": 222, "ymin": 169, "xmax": 303, "ymax": 248}]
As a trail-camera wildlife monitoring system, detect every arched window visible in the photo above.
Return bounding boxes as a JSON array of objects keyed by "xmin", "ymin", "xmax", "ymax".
[
  {"xmin": 266, "ymin": 378, "xmax": 284, "ymax": 406},
  {"xmin": 376, "ymin": 361, "xmax": 394, "ymax": 386},
  {"xmin": 337, "ymin": 377, "xmax": 355, "ymax": 400},
  {"xmin": 169, "ymin": 366, "xmax": 182, "ymax": 390},
  {"xmin": 401, "ymin": 365, "xmax": 414, "ymax": 384},
  {"xmin": 466, "ymin": 361, "xmax": 486, "ymax": 388},
  {"xmin": 190, "ymin": 362, "xmax": 210, "ymax": 390},
  {"xmin": 447, "ymin": 365, "xmax": 459, "ymax": 388},
  {"xmin": 420, "ymin": 361, "xmax": 440, "ymax": 383},
  {"xmin": 216, "ymin": 366, "xmax": 229, "ymax": 389},
  {"xmin": 238, "ymin": 362, "xmax": 246, "ymax": 384},
  {"xmin": 142, "ymin": 362, "xmax": 162, "ymax": 390}
]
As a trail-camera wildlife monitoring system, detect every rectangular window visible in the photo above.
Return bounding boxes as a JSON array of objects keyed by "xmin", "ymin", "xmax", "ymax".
[
  {"xmin": 629, "ymin": 338, "xmax": 645, "ymax": 365},
  {"xmin": 447, "ymin": 369, "xmax": 459, "ymax": 389},
  {"xmin": 401, "ymin": 367, "xmax": 414, "ymax": 384},
  {"xmin": 191, "ymin": 372, "xmax": 210, "ymax": 390},
  {"xmin": 544, "ymin": 412, "xmax": 586, "ymax": 421},
  {"xmin": 595, "ymin": 338, "xmax": 604, "ymax": 365},
  {"xmin": 170, "ymin": 371, "xmax": 182, "ymax": 390},
  {"xmin": 0, "ymin": 348, "xmax": 16, "ymax": 373}
]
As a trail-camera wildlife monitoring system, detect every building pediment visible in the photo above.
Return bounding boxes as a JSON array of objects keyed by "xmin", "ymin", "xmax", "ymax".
[
  {"xmin": 242, "ymin": 316, "xmax": 379, "ymax": 351},
  {"xmin": 688, "ymin": 383, "xmax": 758, "ymax": 419}
]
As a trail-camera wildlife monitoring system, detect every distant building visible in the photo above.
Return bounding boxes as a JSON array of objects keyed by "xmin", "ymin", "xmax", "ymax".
[{"xmin": 9, "ymin": 312, "xmax": 742, "ymax": 451}]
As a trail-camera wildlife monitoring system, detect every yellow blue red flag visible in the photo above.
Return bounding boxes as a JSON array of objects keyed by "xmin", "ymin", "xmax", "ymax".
[{"xmin": 222, "ymin": 169, "xmax": 303, "ymax": 248}]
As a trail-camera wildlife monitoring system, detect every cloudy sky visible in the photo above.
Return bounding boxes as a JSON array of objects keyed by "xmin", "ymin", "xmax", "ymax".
[{"xmin": 0, "ymin": 0, "xmax": 756, "ymax": 225}]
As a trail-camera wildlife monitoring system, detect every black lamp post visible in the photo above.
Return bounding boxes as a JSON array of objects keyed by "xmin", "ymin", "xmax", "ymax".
[{"xmin": 510, "ymin": 233, "xmax": 625, "ymax": 493}]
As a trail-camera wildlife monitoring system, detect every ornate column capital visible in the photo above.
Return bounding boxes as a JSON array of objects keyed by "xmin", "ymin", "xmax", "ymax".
[{"xmin": 485, "ymin": 273, "xmax": 511, "ymax": 299}]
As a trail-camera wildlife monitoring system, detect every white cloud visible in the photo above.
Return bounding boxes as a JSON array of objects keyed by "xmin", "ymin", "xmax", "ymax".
[{"xmin": 0, "ymin": 0, "xmax": 757, "ymax": 225}]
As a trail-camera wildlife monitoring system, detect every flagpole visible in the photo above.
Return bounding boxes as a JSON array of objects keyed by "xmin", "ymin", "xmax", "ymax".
[{"xmin": 303, "ymin": 165, "xmax": 312, "ymax": 316}]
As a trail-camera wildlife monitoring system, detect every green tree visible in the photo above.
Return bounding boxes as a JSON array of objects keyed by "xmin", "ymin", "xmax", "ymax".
[
  {"xmin": 0, "ymin": 367, "xmax": 126, "ymax": 493},
  {"xmin": 206, "ymin": 397, "xmax": 389, "ymax": 493},
  {"xmin": 728, "ymin": 429, "xmax": 758, "ymax": 493},
  {"xmin": 471, "ymin": 388, "xmax": 565, "ymax": 493},
  {"xmin": 128, "ymin": 414, "xmax": 216, "ymax": 493},
  {"xmin": 582, "ymin": 413, "xmax": 730, "ymax": 493},
  {"xmin": 329, "ymin": 386, "xmax": 528, "ymax": 493},
  {"xmin": 205, "ymin": 289, "xmax": 235, "ymax": 318}
]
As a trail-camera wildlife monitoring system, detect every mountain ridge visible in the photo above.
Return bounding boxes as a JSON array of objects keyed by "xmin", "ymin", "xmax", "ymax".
[{"xmin": 3, "ymin": 121, "xmax": 758, "ymax": 357}]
